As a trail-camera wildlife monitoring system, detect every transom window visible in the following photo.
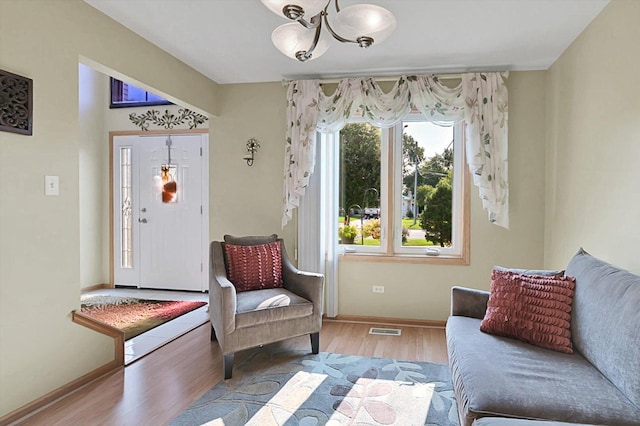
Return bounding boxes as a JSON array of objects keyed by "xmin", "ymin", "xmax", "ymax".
[
  {"xmin": 110, "ymin": 78, "xmax": 172, "ymax": 108},
  {"xmin": 335, "ymin": 117, "xmax": 468, "ymax": 262}
]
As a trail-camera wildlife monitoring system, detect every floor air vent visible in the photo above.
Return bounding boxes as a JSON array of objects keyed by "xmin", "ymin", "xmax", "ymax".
[{"xmin": 369, "ymin": 327, "xmax": 402, "ymax": 336}]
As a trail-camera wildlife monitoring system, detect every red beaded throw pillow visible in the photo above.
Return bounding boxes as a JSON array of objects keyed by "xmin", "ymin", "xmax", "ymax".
[
  {"xmin": 224, "ymin": 241, "xmax": 283, "ymax": 292},
  {"xmin": 480, "ymin": 269, "xmax": 576, "ymax": 354}
]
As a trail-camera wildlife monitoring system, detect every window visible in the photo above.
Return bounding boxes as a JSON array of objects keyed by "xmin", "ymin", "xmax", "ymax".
[
  {"xmin": 338, "ymin": 122, "xmax": 385, "ymax": 250},
  {"xmin": 110, "ymin": 78, "xmax": 172, "ymax": 108},
  {"xmin": 335, "ymin": 117, "xmax": 468, "ymax": 263},
  {"xmin": 119, "ymin": 147, "xmax": 133, "ymax": 268}
]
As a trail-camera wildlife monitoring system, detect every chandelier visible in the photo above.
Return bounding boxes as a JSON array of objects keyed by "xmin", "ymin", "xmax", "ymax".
[{"xmin": 261, "ymin": 0, "xmax": 396, "ymax": 62}]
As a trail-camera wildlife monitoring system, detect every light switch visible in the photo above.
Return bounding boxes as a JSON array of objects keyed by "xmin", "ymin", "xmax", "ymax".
[{"xmin": 45, "ymin": 176, "xmax": 59, "ymax": 196}]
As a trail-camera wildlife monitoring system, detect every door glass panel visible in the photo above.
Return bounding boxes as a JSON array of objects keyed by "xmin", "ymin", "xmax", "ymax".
[
  {"xmin": 120, "ymin": 147, "xmax": 133, "ymax": 268},
  {"xmin": 158, "ymin": 164, "xmax": 178, "ymax": 203}
]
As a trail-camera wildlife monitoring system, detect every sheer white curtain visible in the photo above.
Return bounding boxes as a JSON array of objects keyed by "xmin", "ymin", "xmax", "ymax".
[
  {"xmin": 282, "ymin": 80, "xmax": 321, "ymax": 227},
  {"xmin": 282, "ymin": 72, "xmax": 509, "ymax": 228},
  {"xmin": 462, "ymin": 73, "xmax": 509, "ymax": 228}
]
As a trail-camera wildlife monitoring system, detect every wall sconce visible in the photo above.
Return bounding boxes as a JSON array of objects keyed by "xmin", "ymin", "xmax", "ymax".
[{"xmin": 244, "ymin": 138, "xmax": 260, "ymax": 166}]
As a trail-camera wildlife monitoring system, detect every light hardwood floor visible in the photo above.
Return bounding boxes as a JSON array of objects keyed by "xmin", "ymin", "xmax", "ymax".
[{"xmin": 16, "ymin": 320, "xmax": 448, "ymax": 426}]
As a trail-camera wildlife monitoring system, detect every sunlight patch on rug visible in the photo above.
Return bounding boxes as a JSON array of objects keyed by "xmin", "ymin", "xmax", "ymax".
[{"xmin": 171, "ymin": 348, "xmax": 459, "ymax": 426}]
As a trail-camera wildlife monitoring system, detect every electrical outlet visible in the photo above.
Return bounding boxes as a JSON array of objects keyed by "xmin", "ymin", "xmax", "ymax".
[
  {"xmin": 45, "ymin": 176, "xmax": 59, "ymax": 196},
  {"xmin": 372, "ymin": 285, "xmax": 385, "ymax": 293}
]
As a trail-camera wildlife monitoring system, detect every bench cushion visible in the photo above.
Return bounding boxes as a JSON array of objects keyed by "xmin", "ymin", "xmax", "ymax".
[{"xmin": 447, "ymin": 316, "xmax": 640, "ymax": 426}]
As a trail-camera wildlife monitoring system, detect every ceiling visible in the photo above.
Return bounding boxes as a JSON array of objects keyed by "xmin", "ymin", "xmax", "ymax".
[{"xmin": 84, "ymin": 0, "xmax": 609, "ymax": 85}]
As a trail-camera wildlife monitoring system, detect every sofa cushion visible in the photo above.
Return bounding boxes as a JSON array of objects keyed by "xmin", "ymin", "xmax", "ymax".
[
  {"xmin": 224, "ymin": 241, "xmax": 283, "ymax": 292},
  {"xmin": 235, "ymin": 288, "xmax": 313, "ymax": 329},
  {"xmin": 447, "ymin": 316, "xmax": 640, "ymax": 426},
  {"xmin": 566, "ymin": 248, "xmax": 640, "ymax": 408},
  {"xmin": 480, "ymin": 269, "xmax": 576, "ymax": 354}
]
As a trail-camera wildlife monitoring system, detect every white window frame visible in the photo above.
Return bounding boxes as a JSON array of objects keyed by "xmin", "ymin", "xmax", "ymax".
[
  {"xmin": 334, "ymin": 118, "xmax": 470, "ymax": 264},
  {"xmin": 393, "ymin": 120, "xmax": 465, "ymax": 258},
  {"xmin": 337, "ymin": 120, "xmax": 389, "ymax": 255}
]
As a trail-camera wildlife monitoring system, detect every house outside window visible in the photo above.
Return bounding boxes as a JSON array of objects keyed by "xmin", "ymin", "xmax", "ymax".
[{"xmin": 336, "ymin": 117, "xmax": 469, "ymax": 263}]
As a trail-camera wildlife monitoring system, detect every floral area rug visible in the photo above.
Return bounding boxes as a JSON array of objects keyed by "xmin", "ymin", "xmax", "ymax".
[
  {"xmin": 80, "ymin": 295, "xmax": 207, "ymax": 340},
  {"xmin": 171, "ymin": 347, "xmax": 459, "ymax": 425}
]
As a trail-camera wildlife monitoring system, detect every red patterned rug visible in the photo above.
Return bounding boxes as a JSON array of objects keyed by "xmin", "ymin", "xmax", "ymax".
[{"xmin": 81, "ymin": 295, "xmax": 207, "ymax": 340}]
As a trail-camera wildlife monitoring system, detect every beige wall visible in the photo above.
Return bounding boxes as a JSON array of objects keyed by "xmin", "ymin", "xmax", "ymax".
[
  {"xmin": 0, "ymin": 0, "xmax": 219, "ymax": 416},
  {"xmin": 79, "ymin": 64, "xmax": 109, "ymax": 288},
  {"xmin": 209, "ymin": 82, "xmax": 297, "ymax": 253},
  {"xmin": 545, "ymin": 0, "xmax": 640, "ymax": 272},
  {"xmin": 338, "ymin": 72, "xmax": 549, "ymax": 321}
]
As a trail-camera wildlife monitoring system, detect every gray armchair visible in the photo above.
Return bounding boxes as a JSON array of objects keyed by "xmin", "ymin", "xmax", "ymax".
[{"xmin": 209, "ymin": 234, "xmax": 324, "ymax": 379}]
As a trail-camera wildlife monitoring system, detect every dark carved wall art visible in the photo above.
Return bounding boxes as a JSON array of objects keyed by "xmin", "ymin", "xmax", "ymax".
[{"xmin": 0, "ymin": 69, "xmax": 33, "ymax": 135}]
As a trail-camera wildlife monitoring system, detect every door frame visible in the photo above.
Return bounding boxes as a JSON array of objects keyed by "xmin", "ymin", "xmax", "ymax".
[{"xmin": 108, "ymin": 129, "xmax": 209, "ymax": 288}]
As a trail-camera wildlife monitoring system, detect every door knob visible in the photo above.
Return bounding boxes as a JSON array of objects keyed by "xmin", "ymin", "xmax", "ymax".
[
  {"xmin": 138, "ymin": 218, "xmax": 147, "ymax": 223},
  {"xmin": 141, "ymin": 208, "xmax": 147, "ymax": 212}
]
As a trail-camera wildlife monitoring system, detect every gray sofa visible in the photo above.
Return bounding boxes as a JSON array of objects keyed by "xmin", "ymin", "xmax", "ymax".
[{"xmin": 446, "ymin": 249, "xmax": 640, "ymax": 426}]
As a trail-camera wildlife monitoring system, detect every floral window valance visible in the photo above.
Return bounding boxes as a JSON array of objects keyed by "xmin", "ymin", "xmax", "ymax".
[{"xmin": 282, "ymin": 73, "xmax": 509, "ymax": 229}]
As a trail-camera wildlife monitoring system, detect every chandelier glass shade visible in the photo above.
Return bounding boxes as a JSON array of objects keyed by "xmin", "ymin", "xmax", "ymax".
[
  {"xmin": 262, "ymin": 0, "xmax": 396, "ymax": 62},
  {"xmin": 271, "ymin": 22, "xmax": 331, "ymax": 61},
  {"xmin": 262, "ymin": 0, "xmax": 328, "ymax": 20},
  {"xmin": 331, "ymin": 4, "xmax": 396, "ymax": 46}
]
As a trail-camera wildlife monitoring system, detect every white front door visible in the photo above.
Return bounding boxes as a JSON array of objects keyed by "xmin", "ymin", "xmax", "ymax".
[{"xmin": 112, "ymin": 133, "xmax": 209, "ymax": 291}]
